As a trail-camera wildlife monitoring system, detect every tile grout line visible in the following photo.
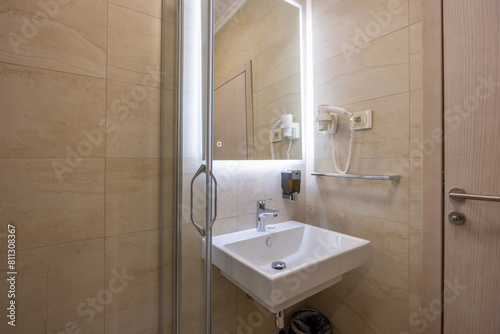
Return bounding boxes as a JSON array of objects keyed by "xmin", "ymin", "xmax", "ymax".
[
  {"xmin": 0, "ymin": 59, "xmax": 162, "ymax": 90},
  {"xmin": 0, "ymin": 60, "xmax": 106, "ymax": 81},
  {"xmin": 305, "ymin": 203, "xmax": 411, "ymax": 228},
  {"xmin": 107, "ymin": 1, "xmax": 163, "ymax": 21},
  {"xmin": 313, "ymin": 25, "xmax": 410, "ymax": 70},
  {"xmin": 0, "ymin": 228, "xmax": 162, "ymax": 256}
]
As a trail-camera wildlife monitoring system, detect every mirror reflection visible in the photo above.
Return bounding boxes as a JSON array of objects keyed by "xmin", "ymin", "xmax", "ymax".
[{"xmin": 213, "ymin": 0, "xmax": 303, "ymax": 160}]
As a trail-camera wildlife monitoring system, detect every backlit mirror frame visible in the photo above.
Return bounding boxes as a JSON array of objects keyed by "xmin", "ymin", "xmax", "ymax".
[{"xmin": 212, "ymin": 0, "xmax": 306, "ymax": 161}]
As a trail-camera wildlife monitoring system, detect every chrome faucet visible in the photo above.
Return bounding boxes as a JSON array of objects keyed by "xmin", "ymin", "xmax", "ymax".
[{"xmin": 256, "ymin": 198, "xmax": 279, "ymax": 232}]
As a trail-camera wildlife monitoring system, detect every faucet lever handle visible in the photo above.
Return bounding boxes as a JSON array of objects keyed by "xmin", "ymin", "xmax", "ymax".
[{"xmin": 257, "ymin": 198, "xmax": 272, "ymax": 208}]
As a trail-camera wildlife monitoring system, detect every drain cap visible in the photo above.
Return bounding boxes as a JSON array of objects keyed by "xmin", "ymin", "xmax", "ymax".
[{"xmin": 271, "ymin": 261, "xmax": 287, "ymax": 270}]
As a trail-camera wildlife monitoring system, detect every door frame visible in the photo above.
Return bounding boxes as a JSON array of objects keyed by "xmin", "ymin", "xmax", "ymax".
[{"xmin": 422, "ymin": 1, "xmax": 444, "ymax": 333}]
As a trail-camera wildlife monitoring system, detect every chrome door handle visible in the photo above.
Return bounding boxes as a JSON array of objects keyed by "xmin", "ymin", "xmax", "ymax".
[
  {"xmin": 190, "ymin": 164, "xmax": 218, "ymax": 237},
  {"xmin": 449, "ymin": 188, "xmax": 500, "ymax": 202}
]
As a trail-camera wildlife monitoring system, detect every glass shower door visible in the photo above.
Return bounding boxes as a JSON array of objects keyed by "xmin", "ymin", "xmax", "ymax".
[{"xmin": 161, "ymin": 1, "xmax": 216, "ymax": 333}]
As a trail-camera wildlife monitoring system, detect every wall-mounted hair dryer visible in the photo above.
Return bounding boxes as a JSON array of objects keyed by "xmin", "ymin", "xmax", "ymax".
[
  {"xmin": 315, "ymin": 104, "xmax": 353, "ymax": 134},
  {"xmin": 316, "ymin": 104, "xmax": 374, "ymax": 173},
  {"xmin": 269, "ymin": 114, "xmax": 300, "ymax": 160},
  {"xmin": 315, "ymin": 104, "xmax": 355, "ymax": 174},
  {"xmin": 280, "ymin": 114, "xmax": 300, "ymax": 140}
]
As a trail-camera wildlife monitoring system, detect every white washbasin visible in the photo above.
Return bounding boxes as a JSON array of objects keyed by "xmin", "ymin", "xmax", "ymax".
[{"xmin": 203, "ymin": 220, "xmax": 371, "ymax": 312}]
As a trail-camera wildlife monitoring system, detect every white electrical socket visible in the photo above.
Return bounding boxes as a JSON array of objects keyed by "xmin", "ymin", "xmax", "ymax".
[
  {"xmin": 351, "ymin": 110, "xmax": 373, "ymax": 130},
  {"xmin": 272, "ymin": 129, "xmax": 282, "ymax": 143}
]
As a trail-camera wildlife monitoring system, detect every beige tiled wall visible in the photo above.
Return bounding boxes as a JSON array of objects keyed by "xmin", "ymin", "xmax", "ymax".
[
  {"xmin": 0, "ymin": 0, "xmax": 173, "ymax": 333},
  {"xmin": 306, "ymin": 0, "xmax": 423, "ymax": 333},
  {"xmin": 214, "ymin": 0, "xmax": 302, "ymax": 160}
]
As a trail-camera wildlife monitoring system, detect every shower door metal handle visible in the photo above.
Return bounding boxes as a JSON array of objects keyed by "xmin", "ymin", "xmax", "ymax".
[
  {"xmin": 208, "ymin": 170, "xmax": 218, "ymax": 230},
  {"xmin": 190, "ymin": 164, "xmax": 218, "ymax": 237},
  {"xmin": 449, "ymin": 188, "xmax": 500, "ymax": 202}
]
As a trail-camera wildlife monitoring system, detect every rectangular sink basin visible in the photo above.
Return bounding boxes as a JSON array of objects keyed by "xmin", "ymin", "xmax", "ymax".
[{"xmin": 203, "ymin": 220, "xmax": 371, "ymax": 312}]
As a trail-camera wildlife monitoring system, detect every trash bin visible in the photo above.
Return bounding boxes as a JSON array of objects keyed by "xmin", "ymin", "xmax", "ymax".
[{"xmin": 289, "ymin": 309, "xmax": 331, "ymax": 334}]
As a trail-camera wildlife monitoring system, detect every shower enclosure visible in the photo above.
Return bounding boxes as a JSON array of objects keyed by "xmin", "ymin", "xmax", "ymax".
[{"xmin": 161, "ymin": 1, "xmax": 217, "ymax": 333}]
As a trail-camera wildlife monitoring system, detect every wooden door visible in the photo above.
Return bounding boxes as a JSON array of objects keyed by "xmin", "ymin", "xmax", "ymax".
[
  {"xmin": 213, "ymin": 61, "xmax": 254, "ymax": 160},
  {"xmin": 443, "ymin": 0, "xmax": 500, "ymax": 333}
]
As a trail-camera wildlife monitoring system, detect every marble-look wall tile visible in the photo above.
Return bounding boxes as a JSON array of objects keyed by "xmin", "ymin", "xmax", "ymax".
[
  {"xmin": 108, "ymin": 4, "xmax": 161, "ymax": 88},
  {"xmin": 253, "ymin": 0, "xmax": 282, "ymax": 21},
  {"xmin": 51, "ymin": 318, "xmax": 105, "ymax": 334},
  {"xmin": 160, "ymin": 227, "xmax": 174, "ymax": 332},
  {"xmin": 410, "ymin": 52, "xmax": 422, "ymax": 91},
  {"xmin": 105, "ymin": 300, "xmax": 159, "ymax": 334},
  {"xmin": 214, "ymin": 1, "xmax": 255, "ymax": 84},
  {"xmin": 253, "ymin": 29, "xmax": 300, "ymax": 92},
  {"xmin": 235, "ymin": 288, "xmax": 306, "ymax": 334},
  {"xmin": 163, "ymin": 0, "xmax": 177, "ymax": 24},
  {"xmin": 237, "ymin": 162, "xmax": 306, "ymax": 216},
  {"xmin": 181, "ymin": 226, "xmax": 205, "ymax": 290},
  {"xmin": 409, "ymin": 0, "xmax": 422, "ymax": 24},
  {"xmin": 314, "ymin": 93, "xmax": 410, "ymax": 160},
  {"xmin": 160, "ymin": 89, "xmax": 177, "ymax": 159},
  {"xmin": 310, "ymin": 158, "xmax": 410, "ymax": 224},
  {"xmin": 105, "ymin": 230, "xmax": 159, "ymax": 314},
  {"xmin": 409, "ymin": 293, "xmax": 423, "ymax": 334},
  {"xmin": 108, "ymin": 0, "xmax": 162, "ymax": 19},
  {"xmin": 105, "ymin": 158, "xmax": 160, "ymax": 236},
  {"xmin": 213, "ymin": 161, "xmax": 239, "ymax": 219},
  {"xmin": 0, "ymin": 239, "xmax": 104, "ymax": 334},
  {"xmin": 0, "ymin": 0, "xmax": 107, "ymax": 77},
  {"xmin": 410, "ymin": 21, "xmax": 423, "ymax": 54},
  {"xmin": 311, "ymin": 0, "xmax": 343, "ymax": 18},
  {"xmin": 0, "ymin": 158, "xmax": 104, "ymax": 253},
  {"xmin": 306, "ymin": 273, "xmax": 409, "ymax": 334},
  {"xmin": 236, "ymin": 289, "xmax": 276, "ymax": 333},
  {"xmin": 161, "ymin": 19, "xmax": 176, "ymax": 91},
  {"xmin": 409, "ymin": 21, "xmax": 422, "ymax": 94},
  {"xmin": 254, "ymin": 0, "xmax": 299, "ymax": 55},
  {"xmin": 213, "ymin": 216, "xmax": 238, "ymax": 236},
  {"xmin": 307, "ymin": 206, "xmax": 409, "ymax": 290},
  {"xmin": 313, "ymin": 0, "xmax": 409, "ymax": 64},
  {"xmin": 314, "ymin": 28, "xmax": 409, "ymax": 107},
  {"xmin": 410, "ymin": 90, "xmax": 423, "ymax": 157},
  {"xmin": 0, "ymin": 63, "xmax": 106, "ymax": 158},
  {"xmin": 253, "ymin": 72, "xmax": 301, "ymax": 129},
  {"xmin": 161, "ymin": 158, "xmax": 176, "ymax": 229},
  {"xmin": 212, "ymin": 278, "xmax": 238, "ymax": 334},
  {"xmin": 409, "ymin": 226, "xmax": 422, "ymax": 295},
  {"xmin": 106, "ymin": 80, "xmax": 160, "ymax": 158},
  {"xmin": 410, "ymin": 157, "xmax": 423, "ymax": 227},
  {"xmin": 181, "ymin": 285, "xmax": 204, "ymax": 334}
]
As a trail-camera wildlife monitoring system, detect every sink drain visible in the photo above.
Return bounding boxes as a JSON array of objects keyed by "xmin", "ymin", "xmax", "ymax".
[{"xmin": 271, "ymin": 261, "xmax": 287, "ymax": 270}]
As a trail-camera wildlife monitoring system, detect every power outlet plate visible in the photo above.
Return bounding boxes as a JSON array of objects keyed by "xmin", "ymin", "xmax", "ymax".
[
  {"xmin": 271, "ymin": 129, "xmax": 282, "ymax": 143},
  {"xmin": 351, "ymin": 110, "xmax": 373, "ymax": 130}
]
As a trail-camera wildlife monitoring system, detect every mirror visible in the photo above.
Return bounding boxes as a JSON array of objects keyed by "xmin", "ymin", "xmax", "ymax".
[{"xmin": 213, "ymin": 0, "xmax": 303, "ymax": 160}]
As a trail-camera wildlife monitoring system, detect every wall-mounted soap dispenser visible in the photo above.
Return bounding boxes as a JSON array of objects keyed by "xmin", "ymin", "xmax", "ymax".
[{"xmin": 281, "ymin": 169, "xmax": 301, "ymax": 201}]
